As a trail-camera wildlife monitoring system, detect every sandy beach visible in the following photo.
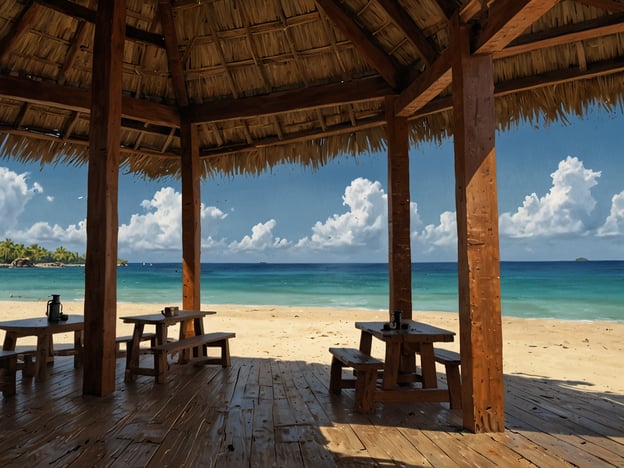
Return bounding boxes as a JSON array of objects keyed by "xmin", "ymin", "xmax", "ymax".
[{"xmin": 1, "ymin": 301, "xmax": 622, "ymax": 396}]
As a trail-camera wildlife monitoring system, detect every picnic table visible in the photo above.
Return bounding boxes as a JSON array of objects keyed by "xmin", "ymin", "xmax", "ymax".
[
  {"xmin": 0, "ymin": 316, "xmax": 84, "ymax": 381},
  {"xmin": 120, "ymin": 310, "xmax": 234, "ymax": 383}
]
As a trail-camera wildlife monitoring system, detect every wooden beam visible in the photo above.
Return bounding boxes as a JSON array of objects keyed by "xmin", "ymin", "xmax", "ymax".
[
  {"xmin": 451, "ymin": 17, "xmax": 504, "ymax": 433},
  {"xmin": 376, "ymin": 0, "xmax": 437, "ymax": 65},
  {"xmin": 495, "ymin": 13, "xmax": 624, "ymax": 59},
  {"xmin": 395, "ymin": 0, "xmax": 559, "ymax": 117},
  {"xmin": 180, "ymin": 121, "xmax": 201, "ymax": 315},
  {"xmin": 315, "ymin": 0, "xmax": 401, "ymax": 88},
  {"xmin": 57, "ymin": 20, "xmax": 90, "ymax": 85},
  {"xmin": 158, "ymin": 0, "xmax": 189, "ymax": 106},
  {"xmin": 83, "ymin": 0, "xmax": 126, "ymax": 397},
  {"xmin": 575, "ymin": 0, "xmax": 624, "ymax": 13},
  {"xmin": 0, "ymin": 75, "xmax": 180, "ymax": 127},
  {"xmin": 34, "ymin": 0, "xmax": 165, "ymax": 48},
  {"xmin": 183, "ymin": 77, "xmax": 393, "ymax": 124},
  {"xmin": 0, "ymin": 2, "xmax": 41, "ymax": 66},
  {"xmin": 474, "ymin": 0, "xmax": 560, "ymax": 54},
  {"xmin": 385, "ymin": 96, "xmax": 412, "ymax": 320},
  {"xmin": 394, "ymin": 49, "xmax": 452, "ymax": 117}
]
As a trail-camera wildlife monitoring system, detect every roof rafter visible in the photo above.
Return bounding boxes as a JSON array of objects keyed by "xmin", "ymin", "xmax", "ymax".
[
  {"xmin": 395, "ymin": 0, "xmax": 559, "ymax": 117},
  {"xmin": 158, "ymin": 0, "xmax": 189, "ymax": 106},
  {"xmin": 574, "ymin": 0, "xmax": 624, "ymax": 13},
  {"xmin": 376, "ymin": 0, "xmax": 438, "ymax": 65},
  {"xmin": 0, "ymin": 2, "xmax": 41, "ymax": 66},
  {"xmin": 33, "ymin": 0, "xmax": 165, "ymax": 48},
  {"xmin": 315, "ymin": 0, "xmax": 401, "ymax": 88}
]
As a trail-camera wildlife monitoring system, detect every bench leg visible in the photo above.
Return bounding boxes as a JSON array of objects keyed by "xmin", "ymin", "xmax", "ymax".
[
  {"xmin": 329, "ymin": 357, "xmax": 343, "ymax": 395},
  {"xmin": 445, "ymin": 364, "xmax": 462, "ymax": 409},
  {"xmin": 354, "ymin": 369, "xmax": 376, "ymax": 413},
  {"xmin": 0, "ymin": 356, "xmax": 18, "ymax": 397}
]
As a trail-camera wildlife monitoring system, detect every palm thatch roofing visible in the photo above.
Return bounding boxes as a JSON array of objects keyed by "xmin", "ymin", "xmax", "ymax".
[{"xmin": 0, "ymin": 0, "xmax": 623, "ymax": 179}]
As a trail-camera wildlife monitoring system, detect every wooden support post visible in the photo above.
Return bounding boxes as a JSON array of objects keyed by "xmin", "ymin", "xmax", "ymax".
[
  {"xmin": 181, "ymin": 121, "xmax": 201, "ymax": 320},
  {"xmin": 385, "ymin": 96, "xmax": 412, "ymax": 320},
  {"xmin": 83, "ymin": 0, "xmax": 126, "ymax": 396},
  {"xmin": 451, "ymin": 16, "xmax": 505, "ymax": 432}
]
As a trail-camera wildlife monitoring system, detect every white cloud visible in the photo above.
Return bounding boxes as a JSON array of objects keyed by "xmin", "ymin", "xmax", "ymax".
[
  {"xmin": 415, "ymin": 211, "xmax": 457, "ymax": 251},
  {"xmin": 8, "ymin": 221, "xmax": 86, "ymax": 247},
  {"xmin": 597, "ymin": 191, "xmax": 624, "ymax": 237},
  {"xmin": 229, "ymin": 219, "xmax": 290, "ymax": 252},
  {"xmin": 119, "ymin": 187, "xmax": 227, "ymax": 252},
  {"xmin": 0, "ymin": 167, "xmax": 43, "ymax": 232},
  {"xmin": 499, "ymin": 156, "xmax": 600, "ymax": 238},
  {"xmin": 295, "ymin": 177, "xmax": 389, "ymax": 252},
  {"xmin": 46, "ymin": 196, "xmax": 54, "ymax": 202}
]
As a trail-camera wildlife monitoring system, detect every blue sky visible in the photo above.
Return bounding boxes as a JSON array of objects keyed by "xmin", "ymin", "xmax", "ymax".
[{"xmin": 1, "ymin": 105, "xmax": 623, "ymax": 263}]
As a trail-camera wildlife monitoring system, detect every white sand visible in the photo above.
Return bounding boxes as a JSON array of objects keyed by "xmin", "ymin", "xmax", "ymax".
[{"xmin": 1, "ymin": 301, "xmax": 622, "ymax": 395}]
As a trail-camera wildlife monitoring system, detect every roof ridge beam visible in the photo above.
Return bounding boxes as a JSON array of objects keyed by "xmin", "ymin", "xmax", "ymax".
[{"xmin": 158, "ymin": 0, "xmax": 189, "ymax": 106}]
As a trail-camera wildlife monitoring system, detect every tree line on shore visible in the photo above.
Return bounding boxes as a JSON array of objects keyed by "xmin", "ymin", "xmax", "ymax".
[{"xmin": 0, "ymin": 238, "xmax": 85, "ymax": 265}]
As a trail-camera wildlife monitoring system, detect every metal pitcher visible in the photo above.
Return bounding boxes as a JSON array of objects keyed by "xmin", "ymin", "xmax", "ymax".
[{"xmin": 46, "ymin": 294, "xmax": 63, "ymax": 322}]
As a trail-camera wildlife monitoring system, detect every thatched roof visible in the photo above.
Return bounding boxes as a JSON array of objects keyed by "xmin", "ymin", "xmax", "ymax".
[{"xmin": 0, "ymin": 0, "xmax": 623, "ymax": 179}]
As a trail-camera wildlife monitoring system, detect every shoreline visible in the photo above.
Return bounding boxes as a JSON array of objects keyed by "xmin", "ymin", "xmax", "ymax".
[{"xmin": 0, "ymin": 301, "xmax": 622, "ymax": 396}]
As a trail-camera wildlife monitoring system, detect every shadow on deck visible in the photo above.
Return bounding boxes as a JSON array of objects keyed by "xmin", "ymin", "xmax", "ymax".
[{"xmin": 0, "ymin": 355, "xmax": 622, "ymax": 467}]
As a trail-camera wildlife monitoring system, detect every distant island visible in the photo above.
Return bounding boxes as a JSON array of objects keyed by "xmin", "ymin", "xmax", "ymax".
[{"xmin": 575, "ymin": 257, "xmax": 589, "ymax": 262}]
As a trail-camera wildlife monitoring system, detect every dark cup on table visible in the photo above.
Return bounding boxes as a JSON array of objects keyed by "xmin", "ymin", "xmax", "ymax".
[{"xmin": 162, "ymin": 306, "xmax": 179, "ymax": 317}]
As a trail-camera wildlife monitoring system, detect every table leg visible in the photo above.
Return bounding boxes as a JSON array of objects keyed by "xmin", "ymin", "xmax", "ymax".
[
  {"xmin": 419, "ymin": 343, "xmax": 437, "ymax": 388},
  {"xmin": 383, "ymin": 342, "xmax": 401, "ymax": 390},
  {"xmin": 36, "ymin": 334, "xmax": 51, "ymax": 380},
  {"xmin": 155, "ymin": 323, "xmax": 167, "ymax": 367},
  {"xmin": 2, "ymin": 332, "xmax": 17, "ymax": 351},
  {"xmin": 359, "ymin": 332, "xmax": 373, "ymax": 355},
  {"xmin": 125, "ymin": 324, "xmax": 145, "ymax": 382},
  {"xmin": 73, "ymin": 329, "xmax": 83, "ymax": 369}
]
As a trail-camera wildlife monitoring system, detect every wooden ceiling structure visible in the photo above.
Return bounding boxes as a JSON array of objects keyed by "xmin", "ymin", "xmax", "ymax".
[{"xmin": 1, "ymin": 0, "xmax": 624, "ymax": 434}]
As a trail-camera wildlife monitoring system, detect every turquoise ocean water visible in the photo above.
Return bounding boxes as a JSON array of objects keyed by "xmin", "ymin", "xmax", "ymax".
[{"xmin": 0, "ymin": 262, "xmax": 622, "ymax": 322}]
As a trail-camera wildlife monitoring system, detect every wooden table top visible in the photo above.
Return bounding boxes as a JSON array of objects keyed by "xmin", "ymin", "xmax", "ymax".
[
  {"xmin": 0, "ymin": 315, "xmax": 84, "ymax": 332},
  {"xmin": 120, "ymin": 310, "xmax": 216, "ymax": 325},
  {"xmin": 355, "ymin": 320, "xmax": 455, "ymax": 343}
]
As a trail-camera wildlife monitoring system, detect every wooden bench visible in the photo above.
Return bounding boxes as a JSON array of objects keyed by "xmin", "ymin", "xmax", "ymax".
[
  {"xmin": 0, "ymin": 348, "xmax": 35, "ymax": 397},
  {"xmin": 434, "ymin": 348, "xmax": 462, "ymax": 409},
  {"xmin": 151, "ymin": 332, "xmax": 235, "ymax": 384},
  {"xmin": 116, "ymin": 333, "xmax": 157, "ymax": 369},
  {"xmin": 329, "ymin": 347, "xmax": 384, "ymax": 413}
]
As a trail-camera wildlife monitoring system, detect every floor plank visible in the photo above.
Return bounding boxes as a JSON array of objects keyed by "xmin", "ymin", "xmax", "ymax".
[{"xmin": 0, "ymin": 355, "xmax": 621, "ymax": 467}]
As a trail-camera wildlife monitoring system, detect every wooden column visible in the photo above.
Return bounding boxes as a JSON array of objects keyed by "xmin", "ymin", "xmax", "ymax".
[
  {"xmin": 181, "ymin": 121, "xmax": 201, "ymax": 316},
  {"xmin": 385, "ymin": 96, "xmax": 412, "ymax": 320},
  {"xmin": 451, "ymin": 17, "xmax": 504, "ymax": 432},
  {"xmin": 83, "ymin": 0, "xmax": 126, "ymax": 396}
]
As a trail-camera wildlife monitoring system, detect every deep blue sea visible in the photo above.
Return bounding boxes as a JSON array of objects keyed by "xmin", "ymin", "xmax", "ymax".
[{"xmin": 0, "ymin": 262, "xmax": 622, "ymax": 322}]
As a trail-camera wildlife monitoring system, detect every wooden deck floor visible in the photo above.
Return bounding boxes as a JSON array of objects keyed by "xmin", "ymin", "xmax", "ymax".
[{"xmin": 0, "ymin": 355, "xmax": 622, "ymax": 467}]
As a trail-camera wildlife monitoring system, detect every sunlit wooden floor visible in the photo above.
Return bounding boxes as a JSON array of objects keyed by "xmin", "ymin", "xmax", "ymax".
[{"xmin": 0, "ymin": 354, "xmax": 622, "ymax": 467}]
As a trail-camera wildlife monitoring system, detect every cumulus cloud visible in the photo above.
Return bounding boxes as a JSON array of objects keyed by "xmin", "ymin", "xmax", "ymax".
[
  {"xmin": 597, "ymin": 191, "xmax": 624, "ymax": 237},
  {"xmin": 119, "ymin": 187, "xmax": 227, "ymax": 251},
  {"xmin": 414, "ymin": 211, "xmax": 457, "ymax": 251},
  {"xmin": 229, "ymin": 219, "xmax": 290, "ymax": 252},
  {"xmin": 8, "ymin": 221, "xmax": 86, "ymax": 248},
  {"xmin": 295, "ymin": 178, "xmax": 391, "ymax": 252},
  {"xmin": 0, "ymin": 167, "xmax": 43, "ymax": 231},
  {"xmin": 499, "ymin": 156, "xmax": 600, "ymax": 238}
]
